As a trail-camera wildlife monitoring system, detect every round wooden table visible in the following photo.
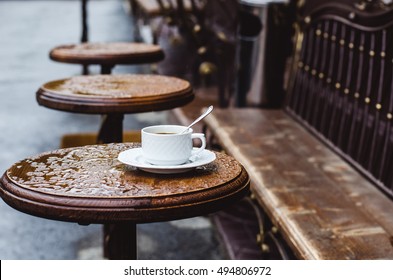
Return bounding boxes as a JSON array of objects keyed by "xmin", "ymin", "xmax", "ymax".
[
  {"xmin": 36, "ymin": 74, "xmax": 194, "ymax": 143},
  {"xmin": 50, "ymin": 42, "xmax": 164, "ymax": 74},
  {"xmin": 0, "ymin": 143, "xmax": 250, "ymax": 259}
]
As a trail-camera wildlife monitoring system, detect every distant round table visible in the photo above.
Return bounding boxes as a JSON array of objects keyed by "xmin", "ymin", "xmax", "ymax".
[
  {"xmin": 50, "ymin": 42, "xmax": 164, "ymax": 74},
  {"xmin": 36, "ymin": 74, "xmax": 194, "ymax": 143},
  {"xmin": 0, "ymin": 143, "xmax": 250, "ymax": 259}
]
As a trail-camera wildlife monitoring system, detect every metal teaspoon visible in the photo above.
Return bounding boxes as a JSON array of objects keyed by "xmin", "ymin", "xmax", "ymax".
[{"xmin": 181, "ymin": 105, "xmax": 214, "ymax": 134}]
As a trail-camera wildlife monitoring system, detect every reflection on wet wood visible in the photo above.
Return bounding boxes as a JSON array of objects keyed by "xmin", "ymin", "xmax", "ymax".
[
  {"xmin": 0, "ymin": 143, "xmax": 249, "ymax": 224},
  {"xmin": 8, "ymin": 143, "xmax": 239, "ymax": 197}
]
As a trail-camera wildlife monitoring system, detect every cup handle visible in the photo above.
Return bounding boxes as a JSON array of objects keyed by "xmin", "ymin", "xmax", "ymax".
[{"xmin": 191, "ymin": 133, "xmax": 206, "ymax": 157}]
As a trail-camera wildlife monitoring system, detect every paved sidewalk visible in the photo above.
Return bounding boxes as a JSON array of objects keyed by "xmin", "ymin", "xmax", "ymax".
[{"xmin": 0, "ymin": 0, "xmax": 225, "ymax": 259}]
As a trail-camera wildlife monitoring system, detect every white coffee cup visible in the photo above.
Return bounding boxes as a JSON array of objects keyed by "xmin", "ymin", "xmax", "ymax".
[{"xmin": 141, "ymin": 125, "xmax": 206, "ymax": 165}]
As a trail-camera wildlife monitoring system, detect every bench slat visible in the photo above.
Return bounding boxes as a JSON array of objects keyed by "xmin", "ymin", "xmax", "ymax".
[{"xmin": 205, "ymin": 108, "xmax": 393, "ymax": 259}]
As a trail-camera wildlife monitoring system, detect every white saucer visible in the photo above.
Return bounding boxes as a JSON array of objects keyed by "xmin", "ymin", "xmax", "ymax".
[{"xmin": 118, "ymin": 148, "xmax": 216, "ymax": 174}]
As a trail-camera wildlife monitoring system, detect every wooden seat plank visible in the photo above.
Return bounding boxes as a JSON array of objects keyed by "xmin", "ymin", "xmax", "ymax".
[{"xmin": 204, "ymin": 108, "xmax": 393, "ymax": 259}]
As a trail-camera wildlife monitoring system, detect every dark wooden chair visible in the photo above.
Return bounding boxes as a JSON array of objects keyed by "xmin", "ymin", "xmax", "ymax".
[{"xmin": 203, "ymin": 0, "xmax": 393, "ymax": 259}]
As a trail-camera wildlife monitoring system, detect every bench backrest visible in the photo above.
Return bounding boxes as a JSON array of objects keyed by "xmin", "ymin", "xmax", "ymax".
[{"xmin": 286, "ymin": 0, "xmax": 393, "ymax": 198}]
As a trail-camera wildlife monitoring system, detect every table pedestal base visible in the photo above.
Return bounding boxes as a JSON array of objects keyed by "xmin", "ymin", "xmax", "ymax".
[
  {"xmin": 104, "ymin": 223, "xmax": 137, "ymax": 260},
  {"xmin": 97, "ymin": 113, "xmax": 124, "ymax": 144}
]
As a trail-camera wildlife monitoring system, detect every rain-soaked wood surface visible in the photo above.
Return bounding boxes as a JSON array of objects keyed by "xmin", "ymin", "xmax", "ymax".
[
  {"xmin": 50, "ymin": 42, "xmax": 164, "ymax": 67},
  {"xmin": 0, "ymin": 143, "xmax": 249, "ymax": 259},
  {"xmin": 36, "ymin": 74, "xmax": 194, "ymax": 143},
  {"xmin": 204, "ymin": 109, "xmax": 393, "ymax": 259},
  {"xmin": 36, "ymin": 74, "xmax": 193, "ymax": 114}
]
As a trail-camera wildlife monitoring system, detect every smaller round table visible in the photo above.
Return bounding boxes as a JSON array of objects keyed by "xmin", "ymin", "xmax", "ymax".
[
  {"xmin": 36, "ymin": 74, "xmax": 194, "ymax": 143},
  {"xmin": 0, "ymin": 143, "xmax": 250, "ymax": 259},
  {"xmin": 50, "ymin": 42, "xmax": 164, "ymax": 74}
]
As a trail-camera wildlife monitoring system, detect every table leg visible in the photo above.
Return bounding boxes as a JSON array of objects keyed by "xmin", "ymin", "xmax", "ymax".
[
  {"xmin": 104, "ymin": 223, "xmax": 137, "ymax": 260},
  {"xmin": 101, "ymin": 65, "xmax": 114, "ymax": 75},
  {"xmin": 81, "ymin": 0, "xmax": 89, "ymax": 75},
  {"xmin": 97, "ymin": 113, "xmax": 124, "ymax": 144},
  {"xmin": 81, "ymin": 0, "xmax": 88, "ymax": 43},
  {"xmin": 130, "ymin": 0, "xmax": 143, "ymax": 42}
]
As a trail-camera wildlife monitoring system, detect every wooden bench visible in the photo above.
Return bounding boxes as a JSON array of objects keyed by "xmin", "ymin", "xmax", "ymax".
[{"xmin": 203, "ymin": 0, "xmax": 393, "ymax": 259}]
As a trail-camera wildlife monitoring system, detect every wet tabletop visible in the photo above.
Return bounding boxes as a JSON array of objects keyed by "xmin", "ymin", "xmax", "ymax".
[
  {"xmin": 0, "ymin": 143, "xmax": 249, "ymax": 223},
  {"xmin": 36, "ymin": 74, "xmax": 194, "ymax": 114},
  {"xmin": 5, "ymin": 143, "xmax": 243, "ymax": 198},
  {"xmin": 40, "ymin": 74, "xmax": 191, "ymax": 99},
  {"xmin": 51, "ymin": 42, "xmax": 162, "ymax": 58},
  {"xmin": 50, "ymin": 42, "xmax": 164, "ymax": 65}
]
